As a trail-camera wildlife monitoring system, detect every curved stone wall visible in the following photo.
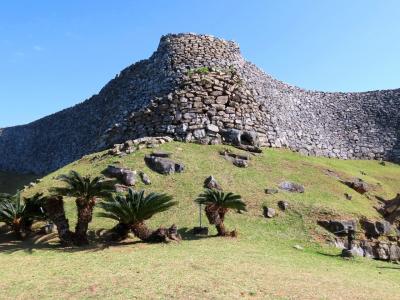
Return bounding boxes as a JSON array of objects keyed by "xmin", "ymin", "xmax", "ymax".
[{"xmin": 1, "ymin": 33, "xmax": 399, "ymax": 174}]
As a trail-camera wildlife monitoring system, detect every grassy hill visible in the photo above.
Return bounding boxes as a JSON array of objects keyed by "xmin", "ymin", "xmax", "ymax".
[{"xmin": 1, "ymin": 142, "xmax": 399, "ymax": 299}]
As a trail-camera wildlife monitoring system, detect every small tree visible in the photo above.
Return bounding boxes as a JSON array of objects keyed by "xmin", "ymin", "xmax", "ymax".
[
  {"xmin": 0, "ymin": 192, "xmax": 46, "ymax": 239},
  {"xmin": 51, "ymin": 171, "xmax": 114, "ymax": 245},
  {"xmin": 98, "ymin": 188, "xmax": 180, "ymax": 242},
  {"xmin": 195, "ymin": 189, "xmax": 246, "ymax": 236}
]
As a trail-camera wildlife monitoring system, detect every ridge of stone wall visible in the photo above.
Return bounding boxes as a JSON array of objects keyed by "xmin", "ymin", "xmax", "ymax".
[{"xmin": 1, "ymin": 33, "xmax": 399, "ymax": 174}]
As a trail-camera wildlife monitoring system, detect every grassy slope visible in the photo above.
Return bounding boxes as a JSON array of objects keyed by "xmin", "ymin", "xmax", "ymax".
[{"xmin": 0, "ymin": 142, "xmax": 399, "ymax": 299}]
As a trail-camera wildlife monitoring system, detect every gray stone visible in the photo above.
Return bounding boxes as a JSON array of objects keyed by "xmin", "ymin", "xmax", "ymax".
[
  {"xmin": 204, "ymin": 175, "xmax": 222, "ymax": 190},
  {"xmin": 122, "ymin": 170, "xmax": 136, "ymax": 186},
  {"xmin": 263, "ymin": 207, "xmax": 276, "ymax": 218},
  {"xmin": 265, "ymin": 188, "xmax": 278, "ymax": 195},
  {"xmin": 206, "ymin": 124, "xmax": 219, "ymax": 133},
  {"xmin": 233, "ymin": 158, "xmax": 248, "ymax": 168},
  {"xmin": 278, "ymin": 200, "xmax": 289, "ymax": 211},
  {"xmin": 278, "ymin": 181, "xmax": 305, "ymax": 193},
  {"xmin": 345, "ymin": 178, "xmax": 369, "ymax": 194},
  {"xmin": 140, "ymin": 172, "xmax": 151, "ymax": 185},
  {"xmin": 318, "ymin": 220, "xmax": 357, "ymax": 235},
  {"xmin": 144, "ymin": 155, "xmax": 184, "ymax": 175}
]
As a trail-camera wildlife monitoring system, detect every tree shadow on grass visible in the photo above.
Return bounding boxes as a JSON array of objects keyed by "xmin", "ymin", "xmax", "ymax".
[
  {"xmin": 376, "ymin": 266, "xmax": 400, "ymax": 270},
  {"xmin": 0, "ymin": 229, "xmax": 142, "ymax": 254},
  {"xmin": 316, "ymin": 251, "xmax": 341, "ymax": 258},
  {"xmin": 0, "ymin": 226, "xmax": 218, "ymax": 254},
  {"xmin": 178, "ymin": 227, "xmax": 218, "ymax": 241}
]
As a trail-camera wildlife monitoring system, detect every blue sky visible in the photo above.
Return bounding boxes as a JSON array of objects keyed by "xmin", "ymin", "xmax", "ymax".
[{"xmin": 1, "ymin": 1, "xmax": 399, "ymax": 127}]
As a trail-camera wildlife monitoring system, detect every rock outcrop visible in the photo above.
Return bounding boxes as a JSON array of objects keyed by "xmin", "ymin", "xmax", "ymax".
[{"xmin": 1, "ymin": 33, "xmax": 400, "ymax": 174}]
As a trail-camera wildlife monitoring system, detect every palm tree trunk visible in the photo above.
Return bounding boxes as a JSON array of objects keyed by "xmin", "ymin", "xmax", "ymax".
[
  {"xmin": 109, "ymin": 223, "xmax": 130, "ymax": 241},
  {"xmin": 74, "ymin": 197, "xmax": 96, "ymax": 245},
  {"xmin": 215, "ymin": 222, "xmax": 227, "ymax": 236},
  {"xmin": 131, "ymin": 222, "xmax": 175, "ymax": 243},
  {"xmin": 45, "ymin": 196, "xmax": 74, "ymax": 246}
]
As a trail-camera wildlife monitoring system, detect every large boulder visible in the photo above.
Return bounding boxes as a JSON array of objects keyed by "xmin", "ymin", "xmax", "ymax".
[
  {"xmin": 318, "ymin": 220, "xmax": 357, "ymax": 235},
  {"xmin": 278, "ymin": 181, "xmax": 305, "ymax": 193},
  {"xmin": 362, "ymin": 219, "xmax": 391, "ymax": 238},
  {"xmin": 104, "ymin": 165, "xmax": 137, "ymax": 186},
  {"xmin": 144, "ymin": 155, "xmax": 184, "ymax": 175}
]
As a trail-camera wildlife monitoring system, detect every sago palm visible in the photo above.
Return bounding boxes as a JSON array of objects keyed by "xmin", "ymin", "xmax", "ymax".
[
  {"xmin": 0, "ymin": 192, "xmax": 46, "ymax": 238},
  {"xmin": 98, "ymin": 188, "xmax": 179, "ymax": 242},
  {"xmin": 51, "ymin": 170, "xmax": 114, "ymax": 245},
  {"xmin": 195, "ymin": 189, "xmax": 246, "ymax": 236}
]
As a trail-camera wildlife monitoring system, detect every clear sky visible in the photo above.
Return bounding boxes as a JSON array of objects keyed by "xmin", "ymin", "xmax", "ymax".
[{"xmin": 1, "ymin": 1, "xmax": 399, "ymax": 127}]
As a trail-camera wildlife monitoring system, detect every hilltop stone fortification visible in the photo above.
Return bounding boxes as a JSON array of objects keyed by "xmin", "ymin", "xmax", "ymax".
[{"xmin": 1, "ymin": 33, "xmax": 399, "ymax": 174}]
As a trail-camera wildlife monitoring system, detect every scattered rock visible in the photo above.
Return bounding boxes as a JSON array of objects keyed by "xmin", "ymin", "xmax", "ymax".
[
  {"xmin": 278, "ymin": 181, "xmax": 304, "ymax": 193},
  {"xmin": 383, "ymin": 193, "xmax": 400, "ymax": 221},
  {"xmin": 263, "ymin": 206, "xmax": 276, "ymax": 218},
  {"xmin": 144, "ymin": 154, "xmax": 184, "ymax": 175},
  {"xmin": 379, "ymin": 161, "xmax": 386, "ymax": 166},
  {"xmin": 344, "ymin": 178, "xmax": 369, "ymax": 194},
  {"xmin": 265, "ymin": 188, "xmax": 278, "ymax": 195},
  {"xmin": 278, "ymin": 200, "xmax": 289, "ymax": 211},
  {"xmin": 107, "ymin": 136, "xmax": 174, "ymax": 157},
  {"xmin": 344, "ymin": 193, "xmax": 352, "ymax": 200},
  {"xmin": 293, "ymin": 245, "xmax": 304, "ymax": 250},
  {"xmin": 362, "ymin": 219, "xmax": 392, "ymax": 238},
  {"xmin": 318, "ymin": 220, "xmax": 357, "ymax": 235},
  {"xmin": 140, "ymin": 172, "xmax": 151, "ymax": 185},
  {"xmin": 28, "ymin": 182, "xmax": 36, "ymax": 188},
  {"xmin": 220, "ymin": 149, "xmax": 250, "ymax": 168},
  {"xmin": 122, "ymin": 171, "xmax": 136, "ymax": 186},
  {"xmin": 104, "ymin": 165, "xmax": 137, "ymax": 186},
  {"xmin": 233, "ymin": 158, "xmax": 248, "ymax": 168},
  {"xmin": 204, "ymin": 176, "xmax": 222, "ymax": 190}
]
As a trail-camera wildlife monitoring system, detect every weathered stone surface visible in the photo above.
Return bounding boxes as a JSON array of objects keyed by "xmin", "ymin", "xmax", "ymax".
[
  {"xmin": 104, "ymin": 165, "xmax": 136, "ymax": 186},
  {"xmin": 278, "ymin": 200, "xmax": 289, "ymax": 211},
  {"xmin": 362, "ymin": 220, "xmax": 392, "ymax": 238},
  {"xmin": 144, "ymin": 155, "xmax": 184, "ymax": 175},
  {"xmin": 233, "ymin": 158, "xmax": 248, "ymax": 168},
  {"xmin": 122, "ymin": 171, "xmax": 136, "ymax": 186},
  {"xmin": 344, "ymin": 178, "xmax": 370, "ymax": 194},
  {"xmin": 140, "ymin": 172, "xmax": 151, "ymax": 185},
  {"xmin": 204, "ymin": 175, "xmax": 222, "ymax": 190},
  {"xmin": 1, "ymin": 33, "xmax": 400, "ymax": 174},
  {"xmin": 319, "ymin": 220, "xmax": 357, "ymax": 235},
  {"xmin": 265, "ymin": 188, "xmax": 278, "ymax": 195},
  {"xmin": 278, "ymin": 181, "xmax": 305, "ymax": 193},
  {"xmin": 263, "ymin": 207, "xmax": 276, "ymax": 218}
]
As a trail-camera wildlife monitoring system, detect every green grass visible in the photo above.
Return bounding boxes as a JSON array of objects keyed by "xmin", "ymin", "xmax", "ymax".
[{"xmin": 1, "ymin": 142, "xmax": 399, "ymax": 299}]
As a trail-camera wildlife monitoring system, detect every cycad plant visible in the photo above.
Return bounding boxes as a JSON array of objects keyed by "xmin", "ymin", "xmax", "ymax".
[
  {"xmin": 51, "ymin": 170, "xmax": 114, "ymax": 245},
  {"xmin": 195, "ymin": 189, "xmax": 246, "ymax": 236},
  {"xmin": 0, "ymin": 192, "xmax": 46, "ymax": 239},
  {"xmin": 98, "ymin": 188, "xmax": 180, "ymax": 242}
]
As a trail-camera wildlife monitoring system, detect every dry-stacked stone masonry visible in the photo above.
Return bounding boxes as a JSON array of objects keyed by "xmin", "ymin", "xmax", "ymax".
[{"xmin": 1, "ymin": 33, "xmax": 399, "ymax": 174}]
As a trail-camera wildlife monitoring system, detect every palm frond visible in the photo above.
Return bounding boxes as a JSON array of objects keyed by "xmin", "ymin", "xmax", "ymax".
[
  {"xmin": 195, "ymin": 189, "xmax": 247, "ymax": 211},
  {"xmin": 51, "ymin": 170, "xmax": 114, "ymax": 201},
  {"xmin": 97, "ymin": 188, "xmax": 177, "ymax": 224}
]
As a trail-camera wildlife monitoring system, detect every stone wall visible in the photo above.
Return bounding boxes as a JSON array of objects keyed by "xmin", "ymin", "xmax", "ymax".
[{"xmin": 1, "ymin": 33, "xmax": 399, "ymax": 174}]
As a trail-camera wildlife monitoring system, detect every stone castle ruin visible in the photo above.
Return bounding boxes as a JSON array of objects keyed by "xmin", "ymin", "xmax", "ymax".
[{"xmin": 1, "ymin": 33, "xmax": 399, "ymax": 174}]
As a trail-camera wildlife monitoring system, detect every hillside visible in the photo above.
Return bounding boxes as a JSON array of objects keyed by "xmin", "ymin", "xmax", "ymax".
[{"xmin": 1, "ymin": 142, "xmax": 399, "ymax": 299}]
